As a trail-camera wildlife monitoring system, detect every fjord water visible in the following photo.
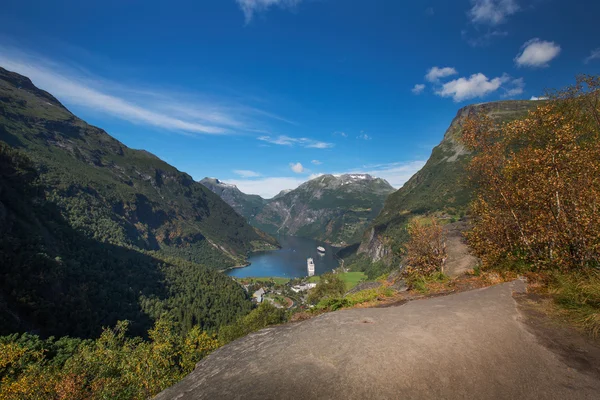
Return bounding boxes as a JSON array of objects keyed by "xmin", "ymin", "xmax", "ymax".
[{"xmin": 226, "ymin": 236, "xmax": 340, "ymax": 278}]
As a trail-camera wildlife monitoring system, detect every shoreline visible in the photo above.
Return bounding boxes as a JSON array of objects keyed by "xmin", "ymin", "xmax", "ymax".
[
  {"xmin": 219, "ymin": 262, "xmax": 250, "ymax": 273},
  {"xmin": 219, "ymin": 245, "xmax": 280, "ymax": 274}
]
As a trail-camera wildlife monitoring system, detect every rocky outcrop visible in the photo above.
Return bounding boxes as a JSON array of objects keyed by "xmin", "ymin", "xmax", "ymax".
[
  {"xmin": 155, "ymin": 280, "xmax": 600, "ymax": 400},
  {"xmin": 200, "ymin": 178, "xmax": 266, "ymax": 220}
]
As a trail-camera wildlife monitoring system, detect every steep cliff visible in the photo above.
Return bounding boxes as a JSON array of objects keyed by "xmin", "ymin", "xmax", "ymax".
[{"xmin": 357, "ymin": 100, "xmax": 541, "ymax": 264}]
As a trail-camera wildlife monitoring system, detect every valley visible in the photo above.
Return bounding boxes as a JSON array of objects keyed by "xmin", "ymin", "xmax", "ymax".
[
  {"xmin": 226, "ymin": 236, "xmax": 340, "ymax": 279},
  {"xmin": 1, "ymin": 64, "xmax": 599, "ymax": 399}
]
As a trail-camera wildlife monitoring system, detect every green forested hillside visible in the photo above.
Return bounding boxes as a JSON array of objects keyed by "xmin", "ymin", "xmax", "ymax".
[
  {"xmin": 0, "ymin": 67, "xmax": 280, "ymax": 338},
  {"xmin": 0, "ymin": 67, "xmax": 277, "ymax": 268},
  {"xmin": 0, "ymin": 143, "xmax": 252, "ymax": 338}
]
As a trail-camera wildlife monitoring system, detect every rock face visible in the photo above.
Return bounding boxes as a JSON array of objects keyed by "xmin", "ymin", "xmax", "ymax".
[
  {"xmin": 155, "ymin": 281, "xmax": 600, "ymax": 400},
  {"xmin": 358, "ymin": 100, "xmax": 542, "ymax": 264},
  {"xmin": 252, "ymin": 174, "xmax": 396, "ymax": 245},
  {"xmin": 200, "ymin": 177, "xmax": 266, "ymax": 220}
]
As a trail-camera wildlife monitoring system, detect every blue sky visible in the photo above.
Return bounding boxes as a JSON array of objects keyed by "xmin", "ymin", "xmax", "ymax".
[{"xmin": 1, "ymin": 0, "xmax": 599, "ymax": 197}]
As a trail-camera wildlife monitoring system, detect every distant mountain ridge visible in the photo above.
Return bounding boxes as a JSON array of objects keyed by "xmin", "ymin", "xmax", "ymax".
[
  {"xmin": 202, "ymin": 174, "xmax": 395, "ymax": 244},
  {"xmin": 252, "ymin": 174, "xmax": 395, "ymax": 244}
]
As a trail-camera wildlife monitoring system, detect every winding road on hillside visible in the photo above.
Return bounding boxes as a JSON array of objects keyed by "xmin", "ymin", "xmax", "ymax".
[{"xmin": 156, "ymin": 281, "xmax": 600, "ymax": 400}]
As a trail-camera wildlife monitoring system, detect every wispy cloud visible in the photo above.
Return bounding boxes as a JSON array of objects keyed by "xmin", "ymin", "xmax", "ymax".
[
  {"xmin": 468, "ymin": 0, "xmax": 520, "ymax": 25},
  {"xmin": 0, "ymin": 45, "xmax": 287, "ymax": 136},
  {"xmin": 584, "ymin": 48, "xmax": 600, "ymax": 64},
  {"xmin": 333, "ymin": 131, "xmax": 348, "ymax": 138},
  {"xmin": 514, "ymin": 39, "xmax": 561, "ymax": 68},
  {"xmin": 233, "ymin": 169, "xmax": 261, "ymax": 178},
  {"xmin": 425, "ymin": 67, "xmax": 458, "ymax": 83},
  {"xmin": 435, "ymin": 73, "xmax": 523, "ymax": 102},
  {"xmin": 357, "ymin": 132, "xmax": 372, "ymax": 140},
  {"xmin": 463, "ymin": 29, "xmax": 508, "ymax": 47},
  {"xmin": 257, "ymin": 135, "xmax": 334, "ymax": 149},
  {"xmin": 311, "ymin": 160, "xmax": 322, "ymax": 165},
  {"xmin": 346, "ymin": 160, "xmax": 426, "ymax": 188},
  {"xmin": 237, "ymin": 0, "xmax": 302, "ymax": 23},
  {"xmin": 411, "ymin": 84, "xmax": 426, "ymax": 95}
]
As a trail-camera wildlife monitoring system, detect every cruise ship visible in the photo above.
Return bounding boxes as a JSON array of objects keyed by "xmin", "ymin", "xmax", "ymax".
[
  {"xmin": 307, "ymin": 258, "xmax": 315, "ymax": 277},
  {"xmin": 317, "ymin": 246, "xmax": 326, "ymax": 254}
]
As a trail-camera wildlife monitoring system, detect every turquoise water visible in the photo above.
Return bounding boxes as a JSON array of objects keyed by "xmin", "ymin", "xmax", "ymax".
[{"xmin": 226, "ymin": 236, "xmax": 340, "ymax": 278}]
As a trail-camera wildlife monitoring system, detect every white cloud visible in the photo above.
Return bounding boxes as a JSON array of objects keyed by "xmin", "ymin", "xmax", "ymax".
[
  {"xmin": 0, "ymin": 45, "xmax": 287, "ymax": 135},
  {"xmin": 357, "ymin": 132, "xmax": 371, "ymax": 140},
  {"xmin": 257, "ymin": 135, "xmax": 334, "ymax": 149},
  {"xmin": 436, "ymin": 73, "xmax": 514, "ymax": 102},
  {"xmin": 469, "ymin": 0, "xmax": 519, "ymax": 25},
  {"xmin": 290, "ymin": 162, "xmax": 304, "ymax": 173},
  {"xmin": 412, "ymin": 84, "xmax": 426, "ymax": 95},
  {"xmin": 584, "ymin": 48, "xmax": 600, "ymax": 64},
  {"xmin": 530, "ymin": 96, "xmax": 549, "ymax": 101},
  {"xmin": 311, "ymin": 160, "xmax": 322, "ymax": 165},
  {"xmin": 237, "ymin": 0, "xmax": 302, "ymax": 23},
  {"xmin": 233, "ymin": 169, "xmax": 261, "ymax": 178},
  {"xmin": 425, "ymin": 67, "xmax": 458, "ymax": 83},
  {"xmin": 502, "ymin": 77, "xmax": 525, "ymax": 97},
  {"xmin": 515, "ymin": 39, "xmax": 561, "ymax": 68},
  {"xmin": 333, "ymin": 131, "xmax": 348, "ymax": 137}
]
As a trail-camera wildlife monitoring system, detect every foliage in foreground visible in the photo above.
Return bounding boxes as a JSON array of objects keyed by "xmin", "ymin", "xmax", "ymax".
[
  {"xmin": 462, "ymin": 75, "xmax": 600, "ymax": 336},
  {"xmin": 462, "ymin": 75, "xmax": 600, "ymax": 270},
  {"xmin": 307, "ymin": 273, "xmax": 347, "ymax": 305},
  {"xmin": 218, "ymin": 302, "xmax": 287, "ymax": 344},
  {"xmin": 403, "ymin": 217, "xmax": 447, "ymax": 278},
  {"xmin": 0, "ymin": 319, "xmax": 219, "ymax": 400}
]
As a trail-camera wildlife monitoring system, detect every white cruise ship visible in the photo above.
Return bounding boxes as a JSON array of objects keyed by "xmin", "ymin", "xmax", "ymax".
[{"xmin": 307, "ymin": 258, "xmax": 315, "ymax": 277}]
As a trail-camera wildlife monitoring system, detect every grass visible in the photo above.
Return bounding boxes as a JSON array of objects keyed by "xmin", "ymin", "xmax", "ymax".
[
  {"xmin": 314, "ymin": 286, "xmax": 395, "ymax": 311},
  {"xmin": 483, "ymin": 262, "xmax": 600, "ymax": 338},
  {"xmin": 544, "ymin": 269, "xmax": 600, "ymax": 338},
  {"xmin": 308, "ymin": 272, "xmax": 367, "ymax": 290},
  {"xmin": 405, "ymin": 272, "xmax": 450, "ymax": 294}
]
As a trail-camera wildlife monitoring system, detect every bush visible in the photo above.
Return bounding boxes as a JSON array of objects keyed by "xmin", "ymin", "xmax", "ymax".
[
  {"xmin": 218, "ymin": 302, "xmax": 287, "ymax": 344},
  {"xmin": 0, "ymin": 318, "xmax": 220, "ymax": 399},
  {"xmin": 403, "ymin": 218, "xmax": 447, "ymax": 277},
  {"xmin": 307, "ymin": 273, "xmax": 346, "ymax": 305},
  {"xmin": 462, "ymin": 75, "xmax": 600, "ymax": 270}
]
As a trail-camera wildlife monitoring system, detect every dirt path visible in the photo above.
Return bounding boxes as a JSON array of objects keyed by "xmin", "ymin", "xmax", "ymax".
[
  {"xmin": 443, "ymin": 220, "xmax": 479, "ymax": 277},
  {"xmin": 156, "ymin": 280, "xmax": 600, "ymax": 400}
]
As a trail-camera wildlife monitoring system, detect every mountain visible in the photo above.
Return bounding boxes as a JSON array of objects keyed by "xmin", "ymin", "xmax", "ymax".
[
  {"xmin": 251, "ymin": 174, "xmax": 396, "ymax": 245},
  {"xmin": 356, "ymin": 100, "xmax": 542, "ymax": 266},
  {"xmin": 200, "ymin": 177, "xmax": 266, "ymax": 220},
  {"xmin": 0, "ymin": 67, "xmax": 277, "ymax": 337},
  {"xmin": 0, "ymin": 67, "xmax": 277, "ymax": 269}
]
